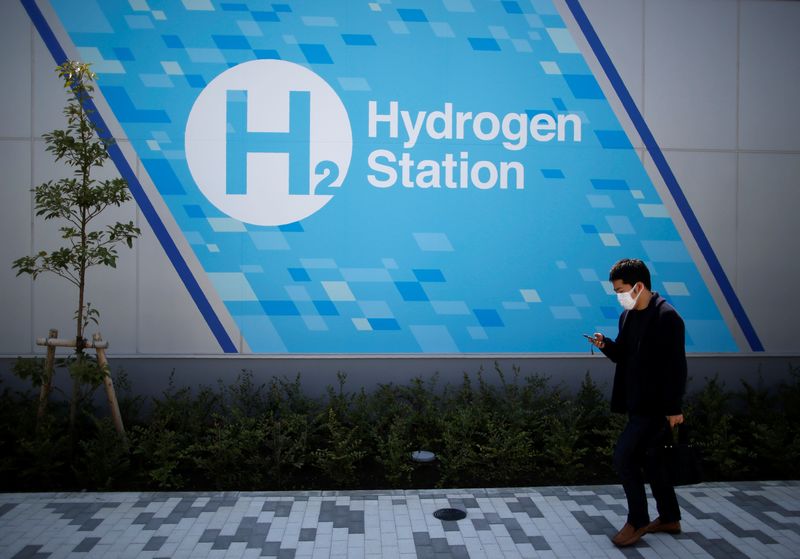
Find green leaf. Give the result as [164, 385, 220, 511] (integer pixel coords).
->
[12, 357, 48, 387]
[13, 59, 140, 338]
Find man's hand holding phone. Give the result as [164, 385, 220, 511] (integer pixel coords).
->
[583, 333, 605, 349]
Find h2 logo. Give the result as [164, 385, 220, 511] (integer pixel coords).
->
[185, 60, 352, 226]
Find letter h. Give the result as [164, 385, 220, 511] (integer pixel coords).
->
[226, 89, 310, 196]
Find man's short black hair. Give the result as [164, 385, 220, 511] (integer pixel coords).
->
[609, 258, 651, 290]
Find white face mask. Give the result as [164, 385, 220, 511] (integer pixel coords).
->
[616, 284, 640, 311]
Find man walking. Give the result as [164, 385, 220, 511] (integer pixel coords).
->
[588, 258, 687, 547]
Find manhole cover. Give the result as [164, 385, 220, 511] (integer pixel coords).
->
[433, 508, 467, 521]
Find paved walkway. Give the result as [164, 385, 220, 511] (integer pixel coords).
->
[1, 481, 799, 558]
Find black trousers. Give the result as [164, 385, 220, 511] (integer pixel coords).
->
[613, 414, 681, 529]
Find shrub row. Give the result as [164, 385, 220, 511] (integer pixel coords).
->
[0, 365, 798, 492]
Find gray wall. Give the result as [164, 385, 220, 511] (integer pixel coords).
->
[1, 0, 798, 392]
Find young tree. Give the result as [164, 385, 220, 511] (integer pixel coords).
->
[13, 61, 140, 432]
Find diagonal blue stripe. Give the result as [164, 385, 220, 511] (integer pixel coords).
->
[20, 0, 238, 353]
[566, 0, 762, 351]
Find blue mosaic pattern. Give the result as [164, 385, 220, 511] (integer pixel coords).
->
[34, 0, 742, 353]
[2, 482, 800, 558]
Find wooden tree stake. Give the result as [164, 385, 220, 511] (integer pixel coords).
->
[36, 328, 58, 426]
[93, 332, 128, 448]
[35, 330, 127, 448]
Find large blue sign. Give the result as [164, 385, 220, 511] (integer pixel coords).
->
[24, 0, 761, 353]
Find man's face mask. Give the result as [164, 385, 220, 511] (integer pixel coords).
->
[616, 283, 640, 311]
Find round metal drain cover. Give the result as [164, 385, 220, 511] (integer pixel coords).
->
[411, 450, 436, 463]
[433, 508, 466, 521]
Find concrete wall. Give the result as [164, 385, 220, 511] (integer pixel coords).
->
[0, 0, 798, 393]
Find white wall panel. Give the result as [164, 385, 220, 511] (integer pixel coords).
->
[737, 153, 800, 353]
[29, 143, 140, 354]
[0, 2, 32, 139]
[80, 175, 139, 356]
[32, 22, 68, 140]
[644, 0, 738, 150]
[136, 208, 222, 355]
[0, 141, 33, 354]
[739, 1, 800, 151]
[31, 140, 76, 354]
[31, 271, 78, 355]
[655, 150, 738, 287]
[580, 0, 645, 149]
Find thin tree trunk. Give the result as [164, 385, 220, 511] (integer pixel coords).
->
[69, 267, 85, 438]
[70, 179, 88, 438]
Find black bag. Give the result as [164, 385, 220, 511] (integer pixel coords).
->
[662, 424, 703, 486]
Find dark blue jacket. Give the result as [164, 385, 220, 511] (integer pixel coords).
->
[600, 292, 687, 416]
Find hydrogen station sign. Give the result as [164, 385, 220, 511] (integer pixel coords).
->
[23, 0, 761, 354]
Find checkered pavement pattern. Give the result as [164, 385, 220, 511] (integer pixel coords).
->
[1, 481, 798, 558]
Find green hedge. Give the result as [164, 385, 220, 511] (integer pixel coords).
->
[1, 365, 798, 492]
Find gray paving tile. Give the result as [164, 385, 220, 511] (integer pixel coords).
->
[262, 501, 294, 517]
[1, 482, 799, 559]
[72, 536, 101, 552]
[679, 495, 782, 543]
[10, 545, 50, 559]
[571, 510, 616, 537]
[529, 535, 551, 550]
[678, 531, 751, 559]
[0, 503, 18, 519]
[440, 520, 459, 532]
[298, 528, 316, 541]
[506, 496, 545, 518]
[143, 535, 168, 551]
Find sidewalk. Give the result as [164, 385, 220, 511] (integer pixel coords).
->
[1, 481, 798, 558]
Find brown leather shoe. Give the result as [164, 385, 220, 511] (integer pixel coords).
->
[611, 523, 648, 547]
[611, 524, 628, 544]
[646, 517, 681, 534]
